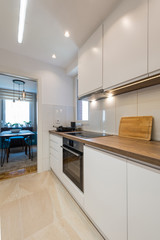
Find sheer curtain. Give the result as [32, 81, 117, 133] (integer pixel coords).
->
[5, 100, 30, 124]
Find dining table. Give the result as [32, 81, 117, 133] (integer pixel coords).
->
[0, 130, 35, 167]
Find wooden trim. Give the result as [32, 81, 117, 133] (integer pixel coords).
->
[79, 74, 160, 101]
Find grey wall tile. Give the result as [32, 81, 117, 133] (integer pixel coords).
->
[115, 91, 138, 134]
[138, 85, 160, 141]
[101, 97, 116, 134]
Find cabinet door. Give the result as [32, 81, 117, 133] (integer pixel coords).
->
[50, 147, 59, 173]
[128, 162, 160, 240]
[149, 0, 160, 74]
[84, 146, 127, 240]
[49, 134, 62, 180]
[103, 0, 148, 89]
[78, 25, 103, 97]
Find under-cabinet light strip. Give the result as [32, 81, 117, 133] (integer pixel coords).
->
[107, 74, 160, 93]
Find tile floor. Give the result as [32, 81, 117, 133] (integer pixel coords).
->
[0, 171, 104, 240]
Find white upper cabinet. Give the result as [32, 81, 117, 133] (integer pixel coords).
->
[128, 162, 160, 240]
[148, 0, 160, 74]
[103, 0, 148, 90]
[78, 25, 103, 97]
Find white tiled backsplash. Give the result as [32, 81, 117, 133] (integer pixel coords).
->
[42, 104, 74, 170]
[42, 104, 74, 131]
[82, 84, 160, 141]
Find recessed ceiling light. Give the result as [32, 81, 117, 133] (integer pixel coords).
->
[18, 0, 28, 44]
[64, 31, 70, 38]
[52, 54, 56, 59]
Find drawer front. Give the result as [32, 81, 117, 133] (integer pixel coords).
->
[50, 147, 60, 160]
[49, 142, 62, 153]
[50, 141, 60, 151]
[49, 134, 62, 145]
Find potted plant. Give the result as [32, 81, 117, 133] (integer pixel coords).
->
[24, 121, 31, 127]
[12, 123, 19, 128]
[5, 122, 11, 128]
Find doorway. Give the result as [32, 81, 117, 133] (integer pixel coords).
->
[0, 74, 38, 180]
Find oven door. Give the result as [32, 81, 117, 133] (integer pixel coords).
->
[62, 145, 83, 192]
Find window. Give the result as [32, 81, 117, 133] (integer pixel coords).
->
[76, 77, 89, 121]
[5, 100, 30, 124]
[77, 100, 88, 121]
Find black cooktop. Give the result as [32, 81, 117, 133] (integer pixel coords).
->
[66, 131, 111, 139]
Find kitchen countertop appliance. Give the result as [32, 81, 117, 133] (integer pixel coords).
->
[62, 137, 84, 192]
[65, 131, 111, 139]
[62, 131, 110, 192]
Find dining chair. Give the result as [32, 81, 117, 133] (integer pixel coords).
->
[24, 132, 37, 160]
[24, 136, 32, 159]
[0, 137, 11, 163]
[8, 136, 25, 162]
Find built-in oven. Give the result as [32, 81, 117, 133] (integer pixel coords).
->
[62, 138, 83, 192]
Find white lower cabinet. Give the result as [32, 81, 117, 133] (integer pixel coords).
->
[49, 134, 62, 180]
[127, 162, 160, 240]
[61, 173, 84, 207]
[84, 146, 127, 240]
[49, 134, 84, 207]
[49, 136, 160, 240]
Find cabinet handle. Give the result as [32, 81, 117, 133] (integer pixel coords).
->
[61, 146, 80, 157]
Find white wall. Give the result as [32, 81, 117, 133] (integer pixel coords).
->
[82, 85, 160, 141]
[0, 48, 75, 172]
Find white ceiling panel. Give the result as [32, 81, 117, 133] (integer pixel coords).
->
[0, 0, 120, 68]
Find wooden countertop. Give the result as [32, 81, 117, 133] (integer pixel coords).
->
[49, 130, 160, 168]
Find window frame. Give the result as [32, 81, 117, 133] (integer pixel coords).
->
[75, 76, 89, 122]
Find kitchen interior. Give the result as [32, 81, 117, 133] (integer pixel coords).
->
[0, 0, 160, 240]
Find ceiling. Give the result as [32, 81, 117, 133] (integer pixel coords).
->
[0, 74, 37, 93]
[0, 0, 120, 69]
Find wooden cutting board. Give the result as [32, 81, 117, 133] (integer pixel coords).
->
[119, 116, 153, 141]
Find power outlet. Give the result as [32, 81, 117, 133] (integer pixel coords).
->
[56, 119, 60, 124]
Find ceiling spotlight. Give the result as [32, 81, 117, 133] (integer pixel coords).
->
[52, 54, 56, 59]
[64, 31, 70, 38]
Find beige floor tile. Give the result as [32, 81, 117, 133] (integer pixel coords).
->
[0, 177, 19, 207]
[0, 171, 104, 240]
[20, 189, 54, 238]
[19, 171, 53, 196]
[25, 223, 70, 240]
[57, 217, 82, 240]
[0, 200, 23, 240]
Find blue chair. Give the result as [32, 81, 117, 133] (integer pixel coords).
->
[0, 137, 11, 164]
[32, 132, 37, 145]
[24, 132, 37, 159]
[8, 136, 25, 161]
[9, 136, 24, 147]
